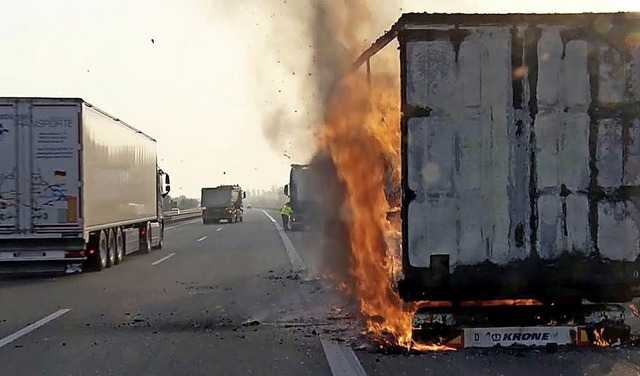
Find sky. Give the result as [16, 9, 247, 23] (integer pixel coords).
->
[1, 0, 639, 198]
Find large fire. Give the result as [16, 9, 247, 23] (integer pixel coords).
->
[320, 70, 452, 351]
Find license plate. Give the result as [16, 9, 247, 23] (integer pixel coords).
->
[463, 326, 579, 348]
[10, 251, 66, 260]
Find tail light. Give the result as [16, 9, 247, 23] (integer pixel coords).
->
[227, 209, 232, 213]
[89, 249, 95, 255]
[65, 250, 86, 258]
[141, 229, 146, 236]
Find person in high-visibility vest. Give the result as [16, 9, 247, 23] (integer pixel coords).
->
[280, 202, 293, 231]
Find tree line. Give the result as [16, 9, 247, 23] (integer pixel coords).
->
[244, 185, 288, 209]
[163, 195, 200, 210]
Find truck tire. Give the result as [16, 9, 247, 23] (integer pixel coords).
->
[97, 230, 108, 271]
[153, 223, 164, 249]
[140, 222, 152, 254]
[106, 228, 116, 267]
[114, 227, 124, 265]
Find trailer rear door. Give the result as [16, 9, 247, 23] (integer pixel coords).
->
[0, 99, 82, 237]
[0, 103, 18, 232]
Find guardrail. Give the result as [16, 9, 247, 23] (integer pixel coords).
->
[164, 208, 202, 223]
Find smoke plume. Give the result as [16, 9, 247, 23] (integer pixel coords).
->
[211, 0, 401, 162]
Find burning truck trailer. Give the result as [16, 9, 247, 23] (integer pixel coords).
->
[351, 12, 640, 349]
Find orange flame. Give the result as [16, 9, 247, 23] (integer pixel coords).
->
[320, 70, 453, 351]
[593, 328, 610, 347]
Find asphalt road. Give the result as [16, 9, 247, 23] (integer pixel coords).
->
[1, 209, 640, 376]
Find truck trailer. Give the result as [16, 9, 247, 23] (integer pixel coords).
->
[0, 98, 170, 274]
[355, 12, 640, 347]
[284, 164, 323, 231]
[201, 185, 245, 224]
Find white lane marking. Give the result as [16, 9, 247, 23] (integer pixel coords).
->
[151, 253, 176, 266]
[261, 209, 367, 375]
[0, 309, 70, 349]
[197, 236, 207, 242]
[165, 219, 200, 230]
[261, 210, 307, 275]
[321, 339, 368, 376]
[216, 227, 222, 232]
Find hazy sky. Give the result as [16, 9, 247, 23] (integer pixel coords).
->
[2, 0, 638, 198]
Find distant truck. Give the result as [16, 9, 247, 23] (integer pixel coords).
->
[284, 164, 322, 231]
[356, 12, 640, 347]
[0, 98, 170, 274]
[201, 185, 245, 224]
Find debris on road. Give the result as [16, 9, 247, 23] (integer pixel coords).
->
[242, 319, 261, 327]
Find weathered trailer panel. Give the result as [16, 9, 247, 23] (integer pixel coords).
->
[361, 13, 640, 302]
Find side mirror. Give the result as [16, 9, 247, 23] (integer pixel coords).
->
[284, 184, 290, 197]
[243, 192, 247, 199]
[163, 174, 171, 196]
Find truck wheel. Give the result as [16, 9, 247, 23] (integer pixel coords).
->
[158, 225, 164, 249]
[114, 227, 124, 265]
[153, 224, 164, 249]
[97, 230, 108, 271]
[106, 229, 116, 267]
[140, 222, 152, 254]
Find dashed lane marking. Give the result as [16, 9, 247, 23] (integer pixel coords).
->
[0, 309, 71, 349]
[151, 253, 176, 266]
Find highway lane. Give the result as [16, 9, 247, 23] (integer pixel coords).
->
[0, 209, 332, 376]
[2, 209, 640, 375]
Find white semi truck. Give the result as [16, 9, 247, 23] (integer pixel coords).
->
[0, 97, 170, 274]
